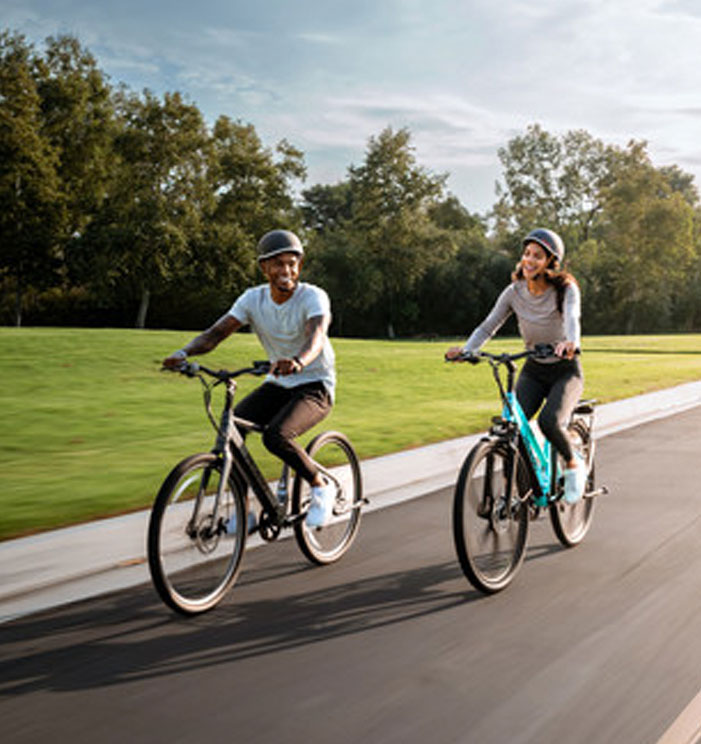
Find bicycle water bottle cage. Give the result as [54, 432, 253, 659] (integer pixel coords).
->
[490, 416, 517, 437]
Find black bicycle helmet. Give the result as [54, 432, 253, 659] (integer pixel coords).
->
[523, 228, 565, 264]
[256, 230, 304, 263]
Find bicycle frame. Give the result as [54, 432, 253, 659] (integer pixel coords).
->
[175, 361, 285, 541]
[486, 351, 558, 509]
[212, 377, 284, 525]
[184, 361, 353, 539]
[502, 391, 555, 508]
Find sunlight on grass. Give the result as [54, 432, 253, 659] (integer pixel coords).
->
[2, 328, 701, 539]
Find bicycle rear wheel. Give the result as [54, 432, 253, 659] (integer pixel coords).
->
[549, 420, 596, 547]
[148, 452, 247, 615]
[293, 431, 362, 564]
[452, 439, 529, 594]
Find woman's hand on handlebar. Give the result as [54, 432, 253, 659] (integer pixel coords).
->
[445, 346, 464, 361]
[445, 346, 480, 364]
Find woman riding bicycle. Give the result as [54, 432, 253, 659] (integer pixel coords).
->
[446, 227, 587, 505]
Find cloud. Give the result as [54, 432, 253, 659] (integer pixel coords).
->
[296, 32, 344, 45]
[7, 0, 701, 212]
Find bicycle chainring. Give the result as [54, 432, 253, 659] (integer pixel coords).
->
[258, 510, 282, 542]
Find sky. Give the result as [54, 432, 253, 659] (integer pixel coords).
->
[4, 0, 701, 214]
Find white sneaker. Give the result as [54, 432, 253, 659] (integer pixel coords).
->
[306, 479, 335, 527]
[563, 454, 587, 505]
[225, 510, 257, 535]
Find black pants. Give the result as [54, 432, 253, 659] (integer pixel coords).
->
[515, 357, 584, 463]
[234, 381, 332, 483]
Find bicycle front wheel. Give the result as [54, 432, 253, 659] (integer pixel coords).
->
[293, 431, 362, 564]
[549, 420, 596, 547]
[148, 453, 247, 615]
[452, 439, 529, 594]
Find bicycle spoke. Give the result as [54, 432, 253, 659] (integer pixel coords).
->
[453, 440, 529, 593]
[148, 454, 247, 615]
[293, 432, 362, 565]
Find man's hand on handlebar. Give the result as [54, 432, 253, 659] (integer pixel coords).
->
[162, 349, 188, 370]
[554, 341, 577, 360]
[271, 357, 303, 376]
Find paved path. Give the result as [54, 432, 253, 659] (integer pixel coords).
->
[1, 380, 701, 623]
[4, 405, 701, 743]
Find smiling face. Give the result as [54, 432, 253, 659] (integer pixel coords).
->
[520, 241, 551, 281]
[260, 251, 302, 299]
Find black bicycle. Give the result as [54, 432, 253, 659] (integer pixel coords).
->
[148, 360, 364, 615]
[450, 346, 607, 593]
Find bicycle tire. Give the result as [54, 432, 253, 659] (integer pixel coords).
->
[549, 420, 596, 547]
[453, 439, 529, 594]
[293, 431, 362, 565]
[148, 452, 247, 615]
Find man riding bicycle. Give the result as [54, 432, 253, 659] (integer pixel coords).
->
[162, 229, 336, 527]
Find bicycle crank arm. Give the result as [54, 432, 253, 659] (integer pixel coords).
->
[284, 496, 370, 525]
[584, 485, 609, 499]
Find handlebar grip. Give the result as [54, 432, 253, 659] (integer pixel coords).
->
[252, 360, 272, 375]
[161, 361, 199, 375]
[445, 351, 480, 364]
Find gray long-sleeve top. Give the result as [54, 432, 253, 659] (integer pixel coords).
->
[463, 280, 581, 363]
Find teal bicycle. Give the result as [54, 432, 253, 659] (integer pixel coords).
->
[450, 345, 607, 594]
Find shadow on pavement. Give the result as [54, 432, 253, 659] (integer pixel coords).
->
[0, 558, 477, 695]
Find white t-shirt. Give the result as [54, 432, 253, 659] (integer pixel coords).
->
[229, 282, 336, 399]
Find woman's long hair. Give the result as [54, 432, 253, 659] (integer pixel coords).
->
[511, 257, 577, 314]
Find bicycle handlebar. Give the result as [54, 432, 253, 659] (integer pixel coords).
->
[447, 343, 575, 365]
[163, 360, 272, 380]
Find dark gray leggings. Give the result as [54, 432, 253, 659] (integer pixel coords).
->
[515, 357, 584, 463]
[234, 381, 332, 483]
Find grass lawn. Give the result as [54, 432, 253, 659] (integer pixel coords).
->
[1, 327, 701, 540]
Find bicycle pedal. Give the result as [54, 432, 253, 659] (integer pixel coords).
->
[584, 485, 609, 499]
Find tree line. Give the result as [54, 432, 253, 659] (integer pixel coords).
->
[2, 30, 701, 336]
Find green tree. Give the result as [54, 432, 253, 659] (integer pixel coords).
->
[493, 124, 613, 257]
[302, 226, 386, 336]
[590, 141, 696, 333]
[198, 117, 306, 299]
[35, 35, 116, 242]
[79, 89, 210, 327]
[347, 126, 453, 336]
[0, 31, 64, 326]
[659, 164, 699, 207]
[301, 182, 370, 335]
[493, 124, 701, 333]
[302, 130, 464, 337]
[301, 181, 353, 234]
[417, 197, 509, 336]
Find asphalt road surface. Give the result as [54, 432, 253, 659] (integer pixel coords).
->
[4, 407, 701, 744]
